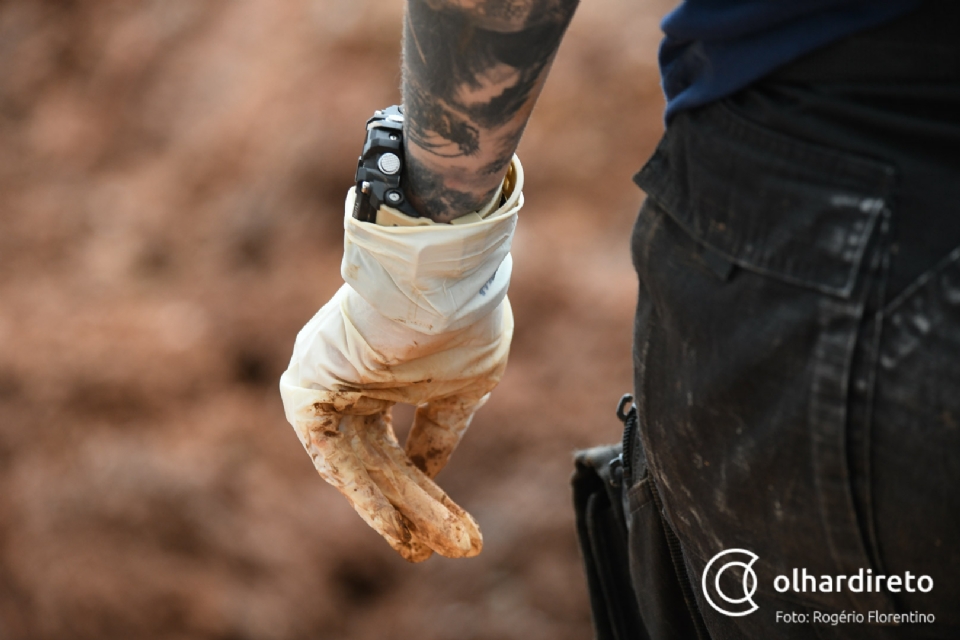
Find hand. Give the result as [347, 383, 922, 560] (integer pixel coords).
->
[280, 157, 523, 562]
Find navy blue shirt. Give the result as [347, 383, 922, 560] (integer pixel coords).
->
[660, 0, 924, 120]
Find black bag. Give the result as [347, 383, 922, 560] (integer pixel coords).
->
[572, 395, 709, 640]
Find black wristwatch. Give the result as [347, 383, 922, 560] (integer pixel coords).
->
[352, 105, 421, 222]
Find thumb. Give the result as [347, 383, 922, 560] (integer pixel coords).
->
[405, 392, 490, 479]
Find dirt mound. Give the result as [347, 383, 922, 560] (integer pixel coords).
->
[0, 1, 670, 638]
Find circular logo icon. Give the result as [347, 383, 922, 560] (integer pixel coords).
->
[701, 548, 759, 617]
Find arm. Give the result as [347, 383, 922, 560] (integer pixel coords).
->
[281, 3, 573, 563]
[402, 0, 580, 222]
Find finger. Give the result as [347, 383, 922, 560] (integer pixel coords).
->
[299, 413, 433, 562]
[345, 413, 471, 557]
[373, 416, 483, 558]
[368, 412, 482, 557]
[375, 411, 481, 546]
[405, 393, 489, 478]
[345, 414, 480, 558]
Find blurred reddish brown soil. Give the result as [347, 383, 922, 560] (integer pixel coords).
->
[0, 1, 670, 638]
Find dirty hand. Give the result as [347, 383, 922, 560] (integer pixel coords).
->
[280, 157, 523, 562]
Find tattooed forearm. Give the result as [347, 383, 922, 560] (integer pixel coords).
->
[402, 0, 579, 221]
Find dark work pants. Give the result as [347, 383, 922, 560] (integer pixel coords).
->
[626, 8, 960, 638]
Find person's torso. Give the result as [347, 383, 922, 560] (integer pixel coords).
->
[659, 0, 924, 120]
